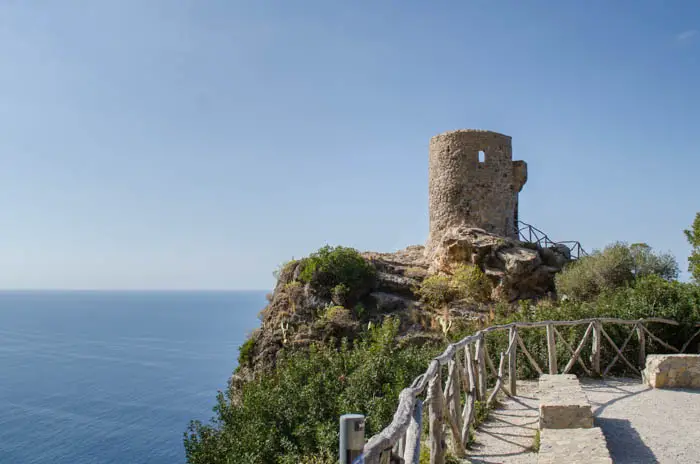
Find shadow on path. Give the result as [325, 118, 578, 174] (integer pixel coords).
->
[596, 417, 658, 464]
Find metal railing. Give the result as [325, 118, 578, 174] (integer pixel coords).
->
[354, 317, 700, 464]
[516, 221, 588, 259]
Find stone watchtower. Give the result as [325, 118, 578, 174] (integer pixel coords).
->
[426, 129, 528, 255]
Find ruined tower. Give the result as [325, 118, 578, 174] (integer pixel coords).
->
[426, 129, 528, 255]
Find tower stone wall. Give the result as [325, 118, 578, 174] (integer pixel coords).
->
[426, 129, 528, 255]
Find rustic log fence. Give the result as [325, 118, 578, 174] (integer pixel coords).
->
[515, 221, 588, 259]
[356, 317, 700, 464]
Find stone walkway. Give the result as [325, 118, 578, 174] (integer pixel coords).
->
[460, 378, 700, 464]
[465, 381, 538, 464]
[582, 378, 700, 464]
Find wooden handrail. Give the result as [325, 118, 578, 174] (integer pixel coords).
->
[515, 220, 588, 259]
[358, 316, 697, 464]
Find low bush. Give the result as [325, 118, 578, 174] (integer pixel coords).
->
[184, 319, 440, 464]
[416, 274, 456, 310]
[488, 275, 700, 380]
[297, 246, 375, 303]
[452, 264, 493, 304]
[237, 337, 256, 367]
[416, 265, 493, 311]
[555, 242, 678, 301]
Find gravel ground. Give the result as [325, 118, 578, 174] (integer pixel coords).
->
[581, 378, 700, 464]
[461, 378, 700, 464]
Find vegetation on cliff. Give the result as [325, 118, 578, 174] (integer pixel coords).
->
[184, 319, 440, 464]
[185, 214, 700, 464]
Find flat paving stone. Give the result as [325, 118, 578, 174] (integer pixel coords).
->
[538, 374, 593, 429]
[460, 377, 700, 464]
[537, 428, 612, 464]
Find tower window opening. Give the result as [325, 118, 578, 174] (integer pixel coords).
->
[478, 150, 486, 163]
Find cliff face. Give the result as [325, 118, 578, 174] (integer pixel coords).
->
[230, 228, 570, 393]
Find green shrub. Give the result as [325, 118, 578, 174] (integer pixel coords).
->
[490, 276, 700, 380]
[417, 265, 492, 311]
[555, 242, 678, 301]
[322, 305, 348, 321]
[184, 319, 440, 464]
[353, 303, 367, 319]
[416, 274, 456, 310]
[452, 264, 493, 304]
[298, 246, 375, 301]
[331, 283, 350, 306]
[237, 337, 256, 367]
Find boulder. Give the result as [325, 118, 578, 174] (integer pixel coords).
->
[428, 226, 570, 301]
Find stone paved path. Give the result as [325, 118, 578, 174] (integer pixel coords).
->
[459, 377, 700, 464]
[464, 381, 538, 464]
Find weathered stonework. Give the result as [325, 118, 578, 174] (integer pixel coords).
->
[538, 428, 613, 464]
[538, 374, 593, 429]
[643, 354, 700, 389]
[426, 129, 527, 256]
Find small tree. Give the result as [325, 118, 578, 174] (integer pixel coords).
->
[555, 242, 678, 301]
[684, 212, 700, 283]
[628, 243, 679, 280]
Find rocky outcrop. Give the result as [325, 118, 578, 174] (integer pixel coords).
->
[231, 229, 571, 394]
[428, 226, 570, 301]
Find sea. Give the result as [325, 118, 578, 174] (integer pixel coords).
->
[0, 290, 265, 464]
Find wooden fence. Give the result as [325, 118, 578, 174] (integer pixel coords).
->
[515, 221, 588, 259]
[358, 317, 700, 464]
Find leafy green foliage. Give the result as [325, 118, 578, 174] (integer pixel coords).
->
[451, 264, 493, 304]
[297, 246, 375, 302]
[416, 265, 493, 311]
[416, 274, 456, 310]
[490, 276, 700, 380]
[685, 212, 700, 282]
[237, 337, 256, 367]
[628, 243, 679, 280]
[184, 319, 440, 464]
[555, 242, 678, 301]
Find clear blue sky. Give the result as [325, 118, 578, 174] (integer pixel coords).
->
[1, 1, 698, 290]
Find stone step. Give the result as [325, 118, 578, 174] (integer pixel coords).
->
[537, 427, 612, 464]
[538, 374, 593, 429]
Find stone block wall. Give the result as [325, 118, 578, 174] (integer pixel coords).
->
[643, 354, 700, 389]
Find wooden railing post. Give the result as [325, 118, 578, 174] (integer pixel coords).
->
[475, 335, 487, 401]
[428, 370, 445, 464]
[462, 344, 477, 447]
[445, 360, 466, 457]
[546, 323, 557, 374]
[591, 320, 601, 376]
[636, 323, 646, 369]
[402, 399, 423, 464]
[508, 326, 517, 396]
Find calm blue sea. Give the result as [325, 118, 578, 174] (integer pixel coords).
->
[0, 290, 264, 464]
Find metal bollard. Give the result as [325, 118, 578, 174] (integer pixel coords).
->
[339, 414, 365, 464]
